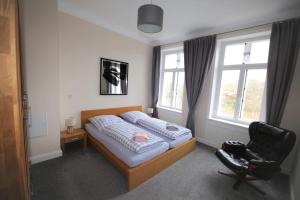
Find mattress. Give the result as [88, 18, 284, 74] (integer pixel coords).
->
[85, 123, 169, 167]
[125, 120, 193, 148]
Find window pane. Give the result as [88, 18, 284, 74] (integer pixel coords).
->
[164, 53, 177, 69]
[174, 72, 184, 109]
[248, 40, 270, 64]
[161, 72, 173, 107]
[241, 69, 267, 121]
[178, 53, 184, 68]
[224, 44, 244, 65]
[217, 70, 240, 118]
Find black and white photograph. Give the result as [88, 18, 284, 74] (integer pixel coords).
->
[100, 58, 128, 95]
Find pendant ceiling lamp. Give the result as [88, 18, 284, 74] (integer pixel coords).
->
[137, 1, 164, 33]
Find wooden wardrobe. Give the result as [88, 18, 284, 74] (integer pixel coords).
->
[0, 0, 30, 199]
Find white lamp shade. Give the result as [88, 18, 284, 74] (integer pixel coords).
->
[147, 108, 154, 114]
[65, 117, 76, 127]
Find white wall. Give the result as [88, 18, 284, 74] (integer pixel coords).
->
[288, 52, 300, 200]
[22, 0, 62, 163]
[291, 143, 300, 200]
[158, 26, 300, 174]
[59, 12, 152, 129]
[22, 3, 152, 163]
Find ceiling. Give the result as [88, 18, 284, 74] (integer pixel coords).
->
[58, 0, 300, 46]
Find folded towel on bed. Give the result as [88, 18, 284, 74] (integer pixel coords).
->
[133, 132, 149, 142]
[166, 123, 179, 131]
[136, 118, 191, 140]
[102, 122, 164, 153]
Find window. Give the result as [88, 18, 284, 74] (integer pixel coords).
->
[211, 34, 270, 125]
[159, 47, 185, 111]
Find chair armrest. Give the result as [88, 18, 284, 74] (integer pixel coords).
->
[248, 160, 281, 180]
[221, 141, 246, 155]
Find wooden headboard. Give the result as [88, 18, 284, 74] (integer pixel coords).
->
[81, 105, 142, 128]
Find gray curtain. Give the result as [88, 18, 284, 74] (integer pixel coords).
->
[184, 35, 216, 134]
[151, 46, 161, 117]
[266, 18, 300, 126]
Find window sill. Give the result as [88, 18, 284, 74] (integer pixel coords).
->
[157, 106, 183, 114]
[208, 117, 249, 129]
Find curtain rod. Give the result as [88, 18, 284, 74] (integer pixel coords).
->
[160, 16, 300, 47]
[216, 22, 272, 36]
[161, 22, 272, 48]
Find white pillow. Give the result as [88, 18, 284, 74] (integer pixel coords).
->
[120, 111, 150, 123]
[89, 115, 124, 130]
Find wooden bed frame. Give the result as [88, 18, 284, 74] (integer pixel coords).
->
[81, 105, 197, 191]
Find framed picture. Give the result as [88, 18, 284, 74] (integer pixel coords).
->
[100, 58, 128, 95]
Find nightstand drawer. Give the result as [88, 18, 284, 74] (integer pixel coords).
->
[63, 135, 84, 143]
[60, 128, 87, 153]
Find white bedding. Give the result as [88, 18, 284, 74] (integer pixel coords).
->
[137, 118, 191, 139]
[128, 121, 193, 148]
[85, 123, 169, 167]
[102, 122, 164, 153]
[120, 111, 192, 140]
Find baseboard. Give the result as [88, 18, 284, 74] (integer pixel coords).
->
[290, 177, 295, 200]
[30, 150, 62, 164]
[197, 137, 218, 149]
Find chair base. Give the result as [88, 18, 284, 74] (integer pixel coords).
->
[218, 170, 266, 195]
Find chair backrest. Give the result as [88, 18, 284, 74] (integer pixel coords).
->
[247, 122, 296, 163]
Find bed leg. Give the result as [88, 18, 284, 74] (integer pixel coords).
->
[127, 174, 137, 191]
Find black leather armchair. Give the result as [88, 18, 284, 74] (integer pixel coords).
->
[215, 122, 296, 194]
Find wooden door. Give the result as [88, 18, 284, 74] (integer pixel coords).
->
[0, 0, 30, 199]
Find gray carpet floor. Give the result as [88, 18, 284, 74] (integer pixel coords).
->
[31, 142, 291, 200]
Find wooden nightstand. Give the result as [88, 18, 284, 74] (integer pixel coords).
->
[60, 128, 87, 153]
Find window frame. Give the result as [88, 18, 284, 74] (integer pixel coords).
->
[158, 46, 185, 112]
[210, 34, 270, 125]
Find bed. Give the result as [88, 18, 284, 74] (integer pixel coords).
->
[85, 123, 169, 167]
[125, 121, 193, 148]
[81, 105, 197, 190]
